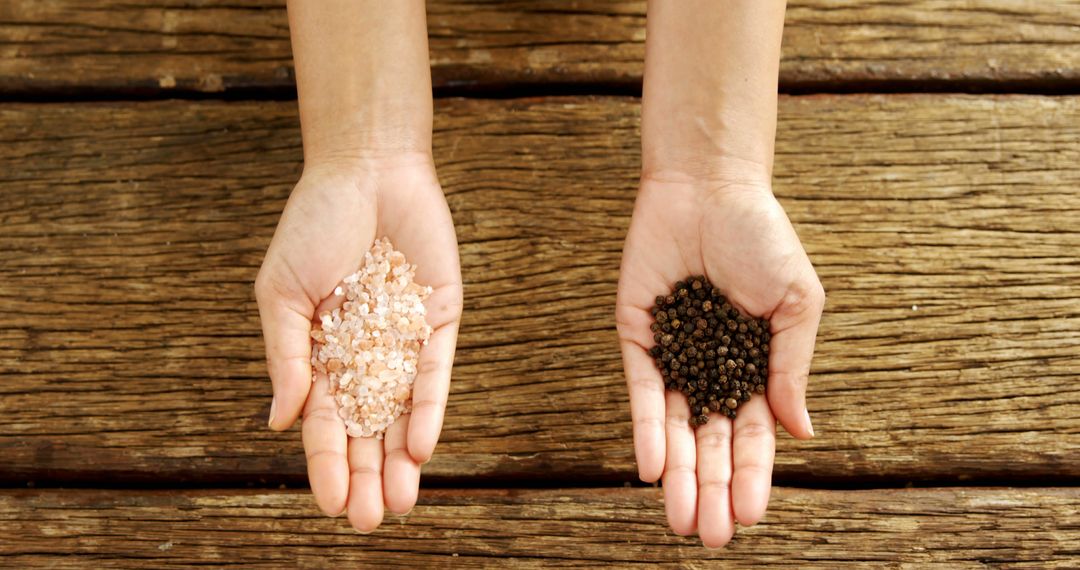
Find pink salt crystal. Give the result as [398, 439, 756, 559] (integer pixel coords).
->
[393, 383, 410, 404]
[308, 237, 432, 439]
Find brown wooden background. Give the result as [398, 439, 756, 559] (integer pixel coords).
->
[1, 1, 1078, 567]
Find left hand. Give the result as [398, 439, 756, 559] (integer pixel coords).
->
[615, 172, 824, 548]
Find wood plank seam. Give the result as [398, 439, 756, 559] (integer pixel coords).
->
[1, 1, 1079, 95]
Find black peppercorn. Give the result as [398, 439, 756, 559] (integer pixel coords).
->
[649, 276, 771, 427]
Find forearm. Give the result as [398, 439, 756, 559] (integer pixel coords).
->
[641, 0, 786, 182]
[287, 0, 432, 164]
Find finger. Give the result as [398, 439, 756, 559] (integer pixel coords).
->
[347, 435, 385, 533]
[662, 390, 698, 536]
[302, 372, 349, 517]
[731, 395, 776, 527]
[618, 333, 666, 483]
[696, 411, 735, 549]
[407, 283, 461, 463]
[255, 269, 314, 431]
[312, 285, 346, 319]
[384, 414, 421, 515]
[766, 275, 825, 440]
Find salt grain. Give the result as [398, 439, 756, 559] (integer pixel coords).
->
[310, 237, 433, 439]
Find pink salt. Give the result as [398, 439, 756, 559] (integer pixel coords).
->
[310, 237, 433, 439]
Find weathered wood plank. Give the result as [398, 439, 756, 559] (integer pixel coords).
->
[1, 1, 1078, 93]
[0, 95, 1078, 483]
[1, 487, 1077, 567]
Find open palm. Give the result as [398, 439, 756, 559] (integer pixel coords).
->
[615, 177, 824, 548]
[255, 156, 463, 532]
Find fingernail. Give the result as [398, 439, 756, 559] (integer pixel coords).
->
[805, 409, 815, 437]
[268, 397, 277, 428]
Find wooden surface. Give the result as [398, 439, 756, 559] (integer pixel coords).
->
[3, 1, 1078, 561]
[2, 95, 1077, 483]
[2, 1, 1080, 93]
[1, 487, 1077, 568]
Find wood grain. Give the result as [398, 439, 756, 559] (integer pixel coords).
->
[0, 95, 1078, 483]
[1, 1, 1079, 94]
[1, 487, 1077, 567]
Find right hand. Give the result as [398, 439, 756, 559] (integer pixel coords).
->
[255, 154, 463, 532]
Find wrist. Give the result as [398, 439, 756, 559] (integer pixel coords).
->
[301, 148, 435, 179]
[640, 151, 773, 190]
[299, 106, 433, 168]
[640, 98, 777, 185]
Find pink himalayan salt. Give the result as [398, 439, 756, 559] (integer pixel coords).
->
[310, 237, 432, 439]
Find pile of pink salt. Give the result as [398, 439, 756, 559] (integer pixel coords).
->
[310, 237, 432, 439]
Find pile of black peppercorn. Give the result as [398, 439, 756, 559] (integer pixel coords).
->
[649, 275, 771, 427]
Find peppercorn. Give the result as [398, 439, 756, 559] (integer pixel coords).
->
[649, 276, 771, 427]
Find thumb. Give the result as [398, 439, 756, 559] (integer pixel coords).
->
[255, 264, 316, 431]
[765, 270, 825, 440]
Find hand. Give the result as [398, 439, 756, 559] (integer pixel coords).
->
[615, 173, 824, 548]
[255, 155, 463, 531]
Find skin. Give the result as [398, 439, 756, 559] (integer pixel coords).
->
[255, 1, 463, 533]
[260, 0, 816, 545]
[616, 0, 825, 548]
